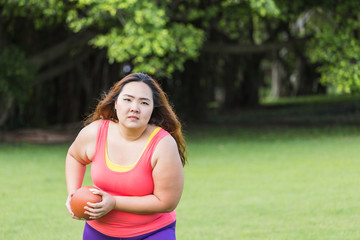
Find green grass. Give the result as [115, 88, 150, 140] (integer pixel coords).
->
[0, 143, 88, 239]
[1, 126, 359, 240]
[1, 95, 360, 239]
[177, 126, 360, 239]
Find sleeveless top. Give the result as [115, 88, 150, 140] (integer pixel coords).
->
[87, 120, 176, 238]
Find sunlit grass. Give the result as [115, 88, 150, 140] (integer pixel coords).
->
[1, 125, 360, 239]
[177, 126, 360, 240]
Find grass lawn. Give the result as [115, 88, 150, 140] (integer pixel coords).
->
[1, 95, 360, 239]
[177, 125, 360, 240]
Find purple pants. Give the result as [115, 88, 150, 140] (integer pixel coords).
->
[83, 221, 176, 240]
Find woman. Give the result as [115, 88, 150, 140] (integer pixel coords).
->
[65, 73, 186, 240]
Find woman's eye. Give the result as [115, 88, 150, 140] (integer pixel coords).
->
[123, 98, 131, 102]
[141, 102, 149, 105]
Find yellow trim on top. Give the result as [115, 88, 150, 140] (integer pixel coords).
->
[105, 127, 162, 172]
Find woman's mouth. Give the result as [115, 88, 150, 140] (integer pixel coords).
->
[128, 116, 139, 120]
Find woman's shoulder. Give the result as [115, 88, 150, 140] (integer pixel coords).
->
[155, 129, 177, 151]
[151, 130, 180, 167]
[78, 120, 102, 138]
[70, 120, 104, 162]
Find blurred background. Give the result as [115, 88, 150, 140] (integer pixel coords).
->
[1, 1, 360, 239]
[1, 0, 360, 139]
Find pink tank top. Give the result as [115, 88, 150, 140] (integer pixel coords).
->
[87, 120, 176, 238]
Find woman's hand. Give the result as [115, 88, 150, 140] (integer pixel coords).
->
[65, 192, 81, 220]
[84, 189, 116, 220]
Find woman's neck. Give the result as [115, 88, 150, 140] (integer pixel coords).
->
[116, 123, 148, 142]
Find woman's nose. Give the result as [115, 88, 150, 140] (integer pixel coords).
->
[130, 102, 140, 112]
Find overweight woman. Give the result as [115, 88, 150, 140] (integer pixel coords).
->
[65, 73, 187, 240]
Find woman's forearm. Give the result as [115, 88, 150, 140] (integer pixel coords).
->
[114, 194, 178, 214]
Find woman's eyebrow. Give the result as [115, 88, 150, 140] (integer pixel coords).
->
[122, 94, 134, 98]
[123, 94, 151, 101]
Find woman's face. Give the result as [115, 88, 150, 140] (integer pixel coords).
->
[115, 81, 154, 129]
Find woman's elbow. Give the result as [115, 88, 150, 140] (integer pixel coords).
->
[161, 206, 176, 213]
[160, 200, 180, 213]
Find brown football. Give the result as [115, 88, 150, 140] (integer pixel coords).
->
[70, 186, 102, 220]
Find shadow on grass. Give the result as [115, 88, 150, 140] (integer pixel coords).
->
[201, 94, 360, 128]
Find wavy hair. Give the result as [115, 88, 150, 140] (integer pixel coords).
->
[84, 73, 187, 166]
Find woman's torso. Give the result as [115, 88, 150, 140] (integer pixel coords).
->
[87, 120, 176, 238]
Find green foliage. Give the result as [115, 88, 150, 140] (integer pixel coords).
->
[222, 0, 279, 15]
[3, 0, 360, 130]
[0, 0, 282, 79]
[65, 0, 282, 76]
[306, 2, 360, 93]
[1, 0, 67, 29]
[0, 46, 36, 103]
[66, 0, 205, 77]
[90, 22, 204, 76]
[248, 0, 280, 17]
[178, 0, 280, 43]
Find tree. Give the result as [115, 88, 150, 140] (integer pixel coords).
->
[66, 0, 205, 77]
[1, 0, 359, 129]
[305, 0, 360, 93]
[171, 0, 289, 111]
[0, 46, 36, 126]
[0, 0, 205, 128]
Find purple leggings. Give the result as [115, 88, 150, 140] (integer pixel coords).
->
[83, 221, 176, 240]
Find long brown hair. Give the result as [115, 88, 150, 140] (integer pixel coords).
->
[85, 73, 187, 166]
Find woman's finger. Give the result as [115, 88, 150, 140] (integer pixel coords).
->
[65, 193, 82, 220]
[84, 206, 103, 213]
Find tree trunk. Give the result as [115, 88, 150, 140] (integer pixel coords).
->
[171, 59, 206, 123]
[0, 95, 14, 127]
[223, 55, 242, 108]
[0, 16, 7, 51]
[271, 59, 282, 98]
[239, 54, 263, 107]
[296, 60, 321, 95]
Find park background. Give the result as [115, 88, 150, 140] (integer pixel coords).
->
[1, 1, 360, 239]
